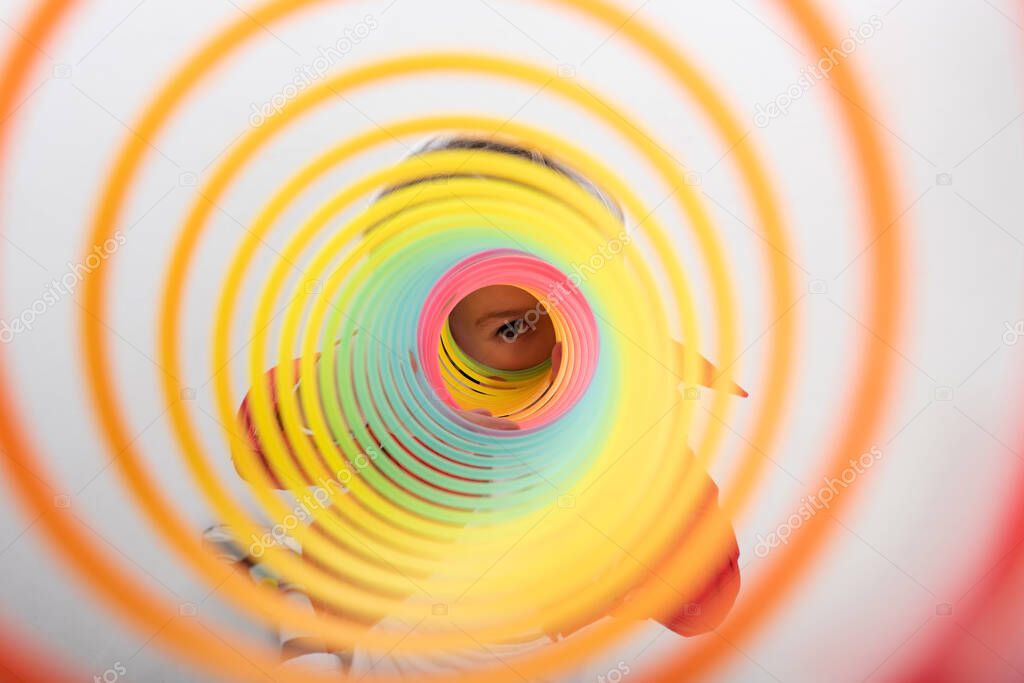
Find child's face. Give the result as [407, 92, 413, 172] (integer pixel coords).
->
[448, 285, 556, 371]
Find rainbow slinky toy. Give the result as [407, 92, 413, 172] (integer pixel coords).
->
[224, 142, 719, 642]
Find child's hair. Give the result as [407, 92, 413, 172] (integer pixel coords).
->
[378, 135, 624, 223]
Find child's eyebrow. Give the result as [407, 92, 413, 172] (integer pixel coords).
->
[475, 309, 531, 327]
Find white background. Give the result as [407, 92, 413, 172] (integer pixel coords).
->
[0, 0, 1021, 681]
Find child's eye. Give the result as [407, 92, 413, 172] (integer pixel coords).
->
[496, 319, 528, 341]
